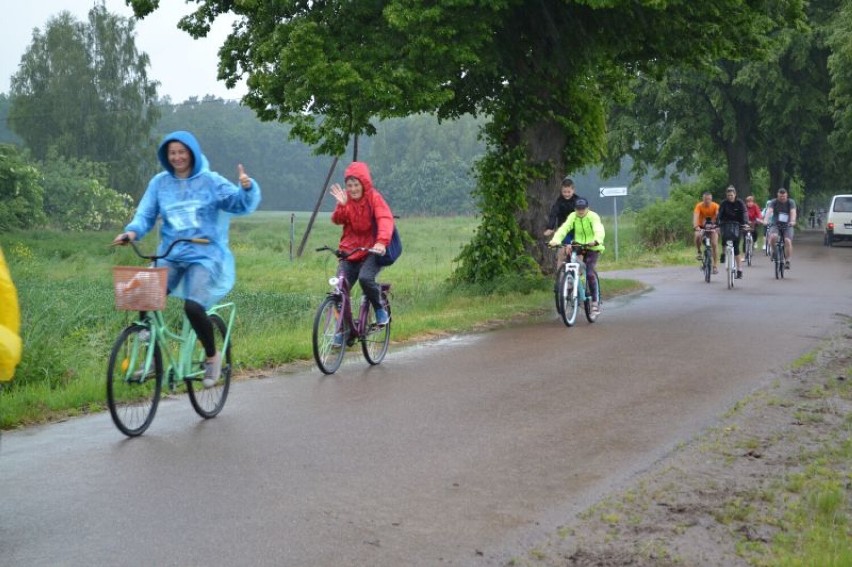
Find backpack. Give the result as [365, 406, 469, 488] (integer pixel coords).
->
[378, 224, 403, 267]
[368, 198, 402, 267]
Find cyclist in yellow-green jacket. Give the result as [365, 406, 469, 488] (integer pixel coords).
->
[0, 245, 22, 382]
[548, 198, 606, 313]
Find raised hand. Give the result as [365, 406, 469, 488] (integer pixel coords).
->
[329, 183, 348, 205]
[237, 163, 251, 189]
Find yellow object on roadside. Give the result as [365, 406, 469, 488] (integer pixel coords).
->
[0, 246, 22, 382]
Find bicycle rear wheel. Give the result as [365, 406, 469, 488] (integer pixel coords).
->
[554, 265, 566, 316]
[361, 301, 391, 365]
[107, 323, 162, 437]
[583, 270, 601, 323]
[559, 272, 579, 327]
[187, 313, 232, 418]
[312, 296, 347, 374]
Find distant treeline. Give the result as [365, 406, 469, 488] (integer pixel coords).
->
[1, 93, 669, 215]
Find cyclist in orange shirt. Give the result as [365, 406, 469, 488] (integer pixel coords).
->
[693, 191, 720, 273]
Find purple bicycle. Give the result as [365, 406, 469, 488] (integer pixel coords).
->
[312, 246, 392, 374]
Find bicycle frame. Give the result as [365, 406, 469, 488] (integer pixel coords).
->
[128, 302, 235, 390]
[327, 263, 369, 344]
[565, 250, 588, 303]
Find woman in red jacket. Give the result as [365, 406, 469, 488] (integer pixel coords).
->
[329, 162, 394, 326]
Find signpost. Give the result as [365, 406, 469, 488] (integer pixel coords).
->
[599, 186, 629, 261]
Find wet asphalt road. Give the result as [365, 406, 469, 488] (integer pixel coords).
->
[2, 232, 851, 566]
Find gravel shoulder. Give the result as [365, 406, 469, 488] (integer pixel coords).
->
[511, 324, 852, 566]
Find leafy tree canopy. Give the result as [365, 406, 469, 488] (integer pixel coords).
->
[9, 2, 160, 200]
[607, 0, 837, 204]
[129, 0, 802, 280]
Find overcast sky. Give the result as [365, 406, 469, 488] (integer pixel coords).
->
[2, 0, 246, 102]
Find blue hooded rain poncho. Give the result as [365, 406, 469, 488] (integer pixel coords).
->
[124, 131, 261, 308]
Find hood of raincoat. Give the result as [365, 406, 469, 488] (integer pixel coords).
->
[344, 161, 376, 199]
[157, 130, 205, 177]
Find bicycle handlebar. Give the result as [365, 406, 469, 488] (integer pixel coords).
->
[115, 236, 210, 261]
[316, 245, 383, 259]
[547, 241, 599, 250]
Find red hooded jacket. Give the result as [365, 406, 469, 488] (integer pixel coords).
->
[331, 162, 394, 262]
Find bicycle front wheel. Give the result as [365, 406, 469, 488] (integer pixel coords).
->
[187, 313, 232, 418]
[745, 235, 753, 266]
[727, 251, 735, 289]
[361, 301, 391, 365]
[774, 245, 782, 279]
[583, 271, 601, 323]
[559, 272, 579, 327]
[107, 324, 162, 437]
[313, 296, 347, 374]
[703, 248, 712, 283]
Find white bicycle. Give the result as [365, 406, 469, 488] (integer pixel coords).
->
[553, 243, 601, 327]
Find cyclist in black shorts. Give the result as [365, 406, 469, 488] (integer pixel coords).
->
[765, 188, 797, 269]
[716, 185, 749, 279]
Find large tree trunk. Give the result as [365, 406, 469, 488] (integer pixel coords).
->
[768, 159, 789, 194]
[724, 116, 752, 196]
[516, 119, 567, 275]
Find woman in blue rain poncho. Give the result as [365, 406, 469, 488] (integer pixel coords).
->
[113, 131, 261, 387]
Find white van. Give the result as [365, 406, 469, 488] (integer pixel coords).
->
[825, 194, 852, 246]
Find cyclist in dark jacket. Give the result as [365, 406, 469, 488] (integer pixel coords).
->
[543, 177, 585, 268]
[716, 185, 749, 279]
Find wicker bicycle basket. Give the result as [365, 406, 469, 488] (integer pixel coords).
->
[112, 266, 169, 311]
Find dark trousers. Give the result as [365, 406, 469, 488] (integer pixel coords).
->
[582, 250, 600, 300]
[342, 254, 384, 311]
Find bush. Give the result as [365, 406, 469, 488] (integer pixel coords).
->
[635, 179, 724, 247]
[0, 144, 47, 231]
[40, 152, 133, 231]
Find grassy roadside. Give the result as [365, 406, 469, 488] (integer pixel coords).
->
[0, 213, 643, 428]
[513, 328, 852, 567]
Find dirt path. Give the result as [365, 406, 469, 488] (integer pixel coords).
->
[514, 326, 852, 566]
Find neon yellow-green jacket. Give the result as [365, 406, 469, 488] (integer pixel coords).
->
[0, 246, 22, 382]
[549, 210, 606, 252]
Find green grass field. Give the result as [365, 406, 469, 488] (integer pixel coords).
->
[0, 213, 645, 428]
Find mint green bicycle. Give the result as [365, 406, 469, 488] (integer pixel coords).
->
[107, 237, 234, 437]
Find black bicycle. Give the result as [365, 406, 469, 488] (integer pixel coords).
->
[697, 221, 717, 283]
[770, 222, 790, 279]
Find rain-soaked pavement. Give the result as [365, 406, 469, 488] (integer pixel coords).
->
[2, 232, 850, 566]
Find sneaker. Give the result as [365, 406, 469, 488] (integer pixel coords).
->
[591, 301, 600, 314]
[203, 352, 222, 388]
[695, 253, 703, 261]
[712, 266, 719, 274]
[736, 270, 743, 279]
[784, 260, 790, 269]
[375, 308, 390, 327]
[332, 333, 344, 347]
